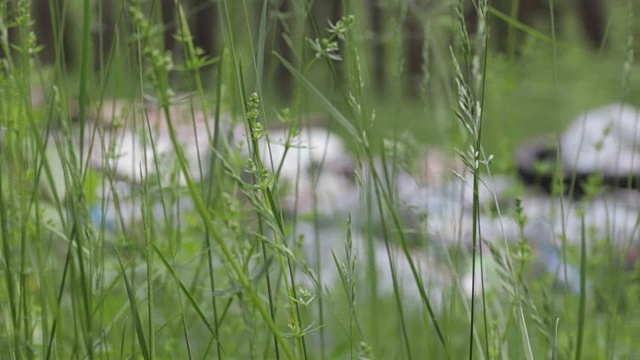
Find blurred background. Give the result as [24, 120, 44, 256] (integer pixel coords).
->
[2, 2, 640, 358]
[2, 0, 640, 161]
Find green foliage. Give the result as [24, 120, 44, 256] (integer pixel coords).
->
[0, 0, 640, 359]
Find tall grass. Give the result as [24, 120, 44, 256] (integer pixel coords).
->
[0, 0, 640, 358]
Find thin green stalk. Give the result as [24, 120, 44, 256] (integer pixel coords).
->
[46, 223, 75, 360]
[376, 148, 414, 360]
[140, 178, 156, 360]
[331, 215, 366, 357]
[274, 52, 449, 358]
[238, 1, 303, 357]
[118, 254, 152, 360]
[178, 290, 195, 360]
[157, 99, 296, 358]
[202, 45, 226, 360]
[548, 0, 559, 93]
[506, 0, 521, 60]
[574, 217, 587, 360]
[244, 92, 307, 360]
[221, 2, 314, 358]
[0, 164, 19, 356]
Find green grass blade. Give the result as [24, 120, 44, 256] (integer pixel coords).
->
[117, 253, 152, 360]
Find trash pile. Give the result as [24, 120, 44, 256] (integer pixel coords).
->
[38, 100, 224, 232]
[37, 100, 640, 309]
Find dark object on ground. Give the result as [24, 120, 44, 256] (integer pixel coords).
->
[516, 138, 640, 197]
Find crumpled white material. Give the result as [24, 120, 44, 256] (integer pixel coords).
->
[41, 101, 640, 308]
[561, 102, 640, 177]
